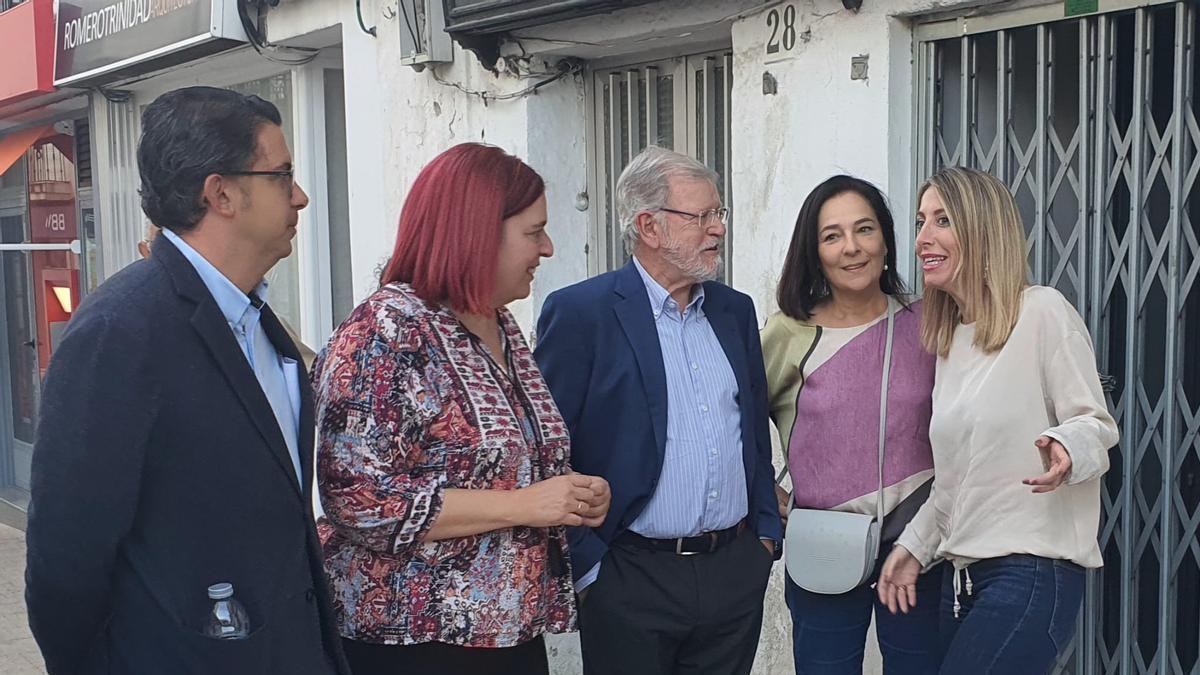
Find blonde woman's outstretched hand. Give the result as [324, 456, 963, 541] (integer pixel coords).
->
[1022, 436, 1073, 493]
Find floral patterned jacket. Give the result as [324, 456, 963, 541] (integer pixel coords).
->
[312, 282, 576, 647]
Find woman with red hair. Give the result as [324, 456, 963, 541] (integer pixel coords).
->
[313, 143, 610, 674]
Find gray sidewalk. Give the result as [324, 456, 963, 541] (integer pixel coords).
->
[0, 524, 46, 675]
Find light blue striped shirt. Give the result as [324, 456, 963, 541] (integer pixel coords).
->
[576, 256, 747, 592]
[627, 256, 747, 537]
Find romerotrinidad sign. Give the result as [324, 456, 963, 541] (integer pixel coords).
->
[53, 0, 246, 86]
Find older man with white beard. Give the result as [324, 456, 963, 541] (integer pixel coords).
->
[535, 147, 781, 675]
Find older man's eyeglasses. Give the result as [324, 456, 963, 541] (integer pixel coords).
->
[657, 206, 729, 228]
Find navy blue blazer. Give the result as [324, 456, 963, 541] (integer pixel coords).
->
[25, 235, 349, 675]
[535, 261, 783, 582]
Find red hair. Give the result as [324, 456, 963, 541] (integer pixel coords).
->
[381, 143, 545, 313]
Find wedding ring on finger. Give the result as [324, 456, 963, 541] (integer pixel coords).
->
[577, 501, 585, 513]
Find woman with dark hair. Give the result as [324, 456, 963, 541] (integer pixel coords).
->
[313, 143, 610, 675]
[762, 175, 942, 673]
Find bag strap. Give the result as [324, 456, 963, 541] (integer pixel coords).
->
[875, 302, 896, 525]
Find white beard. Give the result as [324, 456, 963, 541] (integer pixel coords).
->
[661, 229, 723, 282]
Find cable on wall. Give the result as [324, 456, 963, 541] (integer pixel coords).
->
[396, 0, 420, 48]
[429, 58, 583, 106]
[356, 0, 377, 37]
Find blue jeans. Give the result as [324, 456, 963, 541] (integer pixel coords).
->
[785, 557, 943, 674]
[939, 555, 1085, 674]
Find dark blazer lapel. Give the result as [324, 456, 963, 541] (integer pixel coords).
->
[260, 305, 316, 501]
[612, 263, 669, 458]
[702, 287, 756, 459]
[297, 359, 315, 503]
[154, 236, 303, 499]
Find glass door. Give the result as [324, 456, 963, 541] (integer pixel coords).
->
[0, 212, 39, 502]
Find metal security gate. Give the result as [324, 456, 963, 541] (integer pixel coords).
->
[916, 2, 1199, 674]
[589, 51, 734, 281]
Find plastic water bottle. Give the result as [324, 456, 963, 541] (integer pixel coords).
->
[202, 582, 250, 640]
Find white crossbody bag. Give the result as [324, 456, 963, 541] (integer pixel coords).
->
[783, 304, 894, 595]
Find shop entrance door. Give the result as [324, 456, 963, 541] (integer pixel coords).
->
[0, 217, 40, 503]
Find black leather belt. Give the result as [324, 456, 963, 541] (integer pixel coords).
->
[616, 521, 745, 556]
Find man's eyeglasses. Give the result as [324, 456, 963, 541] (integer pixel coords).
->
[657, 206, 729, 228]
[223, 169, 295, 194]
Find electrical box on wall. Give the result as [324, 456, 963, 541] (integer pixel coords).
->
[398, 0, 453, 68]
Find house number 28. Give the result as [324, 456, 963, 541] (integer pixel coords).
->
[766, 4, 798, 55]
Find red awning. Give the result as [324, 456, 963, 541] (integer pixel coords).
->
[0, 0, 56, 104]
[0, 125, 52, 178]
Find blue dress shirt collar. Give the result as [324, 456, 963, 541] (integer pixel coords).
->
[160, 228, 271, 326]
[631, 254, 705, 320]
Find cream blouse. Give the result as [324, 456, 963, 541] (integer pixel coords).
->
[896, 286, 1119, 569]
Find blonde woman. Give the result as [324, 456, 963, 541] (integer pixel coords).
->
[877, 166, 1118, 674]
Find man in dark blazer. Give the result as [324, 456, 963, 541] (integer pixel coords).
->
[535, 146, 782, 675]
[25, 87, 348, 675]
